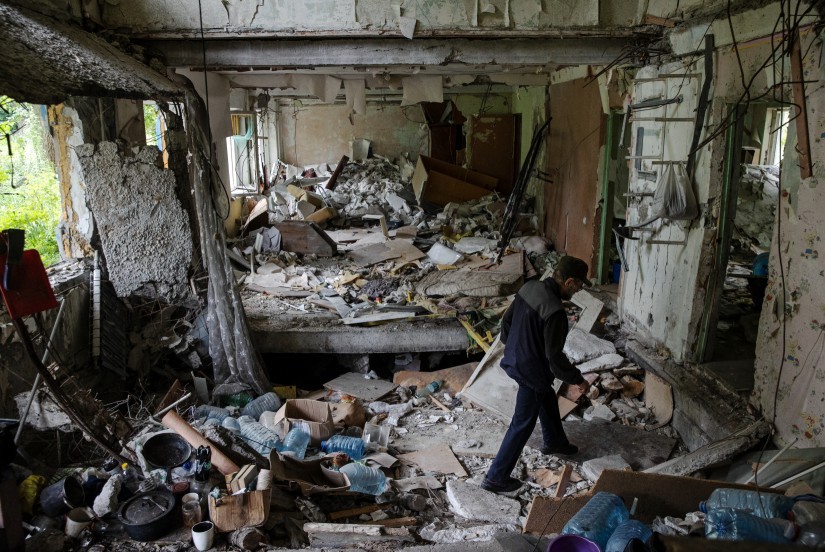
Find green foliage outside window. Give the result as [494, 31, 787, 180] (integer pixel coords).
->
[0, 97, 61, 266]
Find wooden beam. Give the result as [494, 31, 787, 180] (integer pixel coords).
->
[790, 28, 812, 180]
[325, 155, 349, 190]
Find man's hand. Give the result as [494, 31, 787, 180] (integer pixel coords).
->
[574, 380, 590, 395]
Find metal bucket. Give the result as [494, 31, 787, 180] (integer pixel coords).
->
[40, 477, 85, 517]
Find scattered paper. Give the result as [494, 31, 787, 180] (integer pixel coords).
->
[400, 75, 444, 106]
[399, 16, 417, 39]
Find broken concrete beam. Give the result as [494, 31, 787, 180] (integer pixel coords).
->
[303, 522, 413, 547]
[576, 353, 625, 374]
[445, 481, 520, 525]
[644, 419, 770, 477]
[563, 329, 617, 364]
[581, 454, 632, 482]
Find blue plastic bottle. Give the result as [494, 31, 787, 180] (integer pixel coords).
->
[561, 492, 629, 550]
[341, 463, 387, 495]
[280, 427, 310, 459]
[241, 392, 282, 420]
[605, 520, 652, 552]
[321, 435, 366, 460]
[700, 488, 795, 519]
[705, 507, 792, 543]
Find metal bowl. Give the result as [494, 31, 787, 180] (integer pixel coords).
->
[142, 433, 192, 469]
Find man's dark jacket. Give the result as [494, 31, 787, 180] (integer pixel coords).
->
[500, 278, 584, 392]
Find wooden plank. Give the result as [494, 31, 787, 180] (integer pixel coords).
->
[325, 154, 349, 190]
[554, 464, 573, 498]
[397, 444, 467, 477]
[323, 372, 397, 402]
[329, 504, 387, 521]
[791, 28, 812, 179]
[275, 221, 337, 256]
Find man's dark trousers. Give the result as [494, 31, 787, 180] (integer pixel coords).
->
[485, 383, 568, 485]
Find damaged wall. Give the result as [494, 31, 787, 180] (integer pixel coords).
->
[278, 101, 427, 166]
[753, 37, 825, 448]
[75, 142, 193, 301]
[102, 0, 602, 36]
[544, 76, 604, 273]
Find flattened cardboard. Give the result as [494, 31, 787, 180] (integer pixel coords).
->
[411, 155, 498, 206]
[270, 454, 350, 496]
[397, 444, 467, 477]
[272, 399, 335, 446]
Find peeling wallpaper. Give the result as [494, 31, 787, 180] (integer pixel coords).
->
[753, 40, 825, 448]
[102, 0, 599, 33]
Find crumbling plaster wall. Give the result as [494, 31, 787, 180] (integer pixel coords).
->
[278, 101, 427, 166]
[753, 36, 825, 448]
[75, 142, 193, 301]
[102, 0, 601, 35]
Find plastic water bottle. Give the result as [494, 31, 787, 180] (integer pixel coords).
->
[321, 435, 365, 460]
[221, 416, 241, 434]
[238, 417, 282, 455]
[798, 522, 825, 547]
[194, 405, 230, 424]
[242, 392, 282, 420]
[561, 492, 630, 550]
[280, 424, 310, 459]
[705, 507, 792, 543]
[700, 488, 795, 519]
[340, 463, 387, 495]
[793, 500, 825, 525]
[121, 463, 140, 494]
[605, 520, 653, 552]
[415, 380, 444, 398]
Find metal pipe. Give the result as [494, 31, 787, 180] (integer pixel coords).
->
[746, 438, 798, 484]
[771, 458, 825, 489]
[14, 298, 68, 445]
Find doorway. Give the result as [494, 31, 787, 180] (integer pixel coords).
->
[698, 103, 787, 390]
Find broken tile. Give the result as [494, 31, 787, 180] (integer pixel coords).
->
[581, 454, 632, 482]
[445, 481, 521, 525]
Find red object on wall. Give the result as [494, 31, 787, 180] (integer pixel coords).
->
[0, 250, 58, 319]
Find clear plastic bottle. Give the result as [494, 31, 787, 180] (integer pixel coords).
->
[793, 501, 825, 525]
[605, 519, 653, 552]
[280, 424, 310, 459]
[321, 435, 366, 460]
[705, 507, 792, 543]
[194, 405, 230, 424]
[221, 416, 241, 434]
[700, 488, 794, 519]
[241, 392, 282, 420]
[340, 462, 387, 495]
[415, 380, 444, 398]
[797, 522, 825, 547]
[238, 417, 283, 455]
[561, 492, 630, 550]
[121, 463, 140, 494]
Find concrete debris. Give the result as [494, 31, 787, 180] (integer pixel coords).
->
[575, 353, 624, 374]
[445, 480, 521, 525]
[583, 403, 617, 422]
[92, 474, 122, 517]
[563, 329, 617, 364]
[598, 372, 624, 392]
[419, 521, 520, 544]
[580, 454, 632, 482]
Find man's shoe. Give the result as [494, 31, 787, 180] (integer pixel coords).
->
[481, 477, 524, 494]
[541, 443, 579, 456]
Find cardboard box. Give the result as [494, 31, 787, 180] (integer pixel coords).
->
[209, 453, 274, 533]
[270, 454, 350, 496]
[524, 469, 787, 541]
[271, 399, 336, 446]
[411, 155, 498, 206]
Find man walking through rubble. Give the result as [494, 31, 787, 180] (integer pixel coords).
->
[482, 256, 591, 494]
